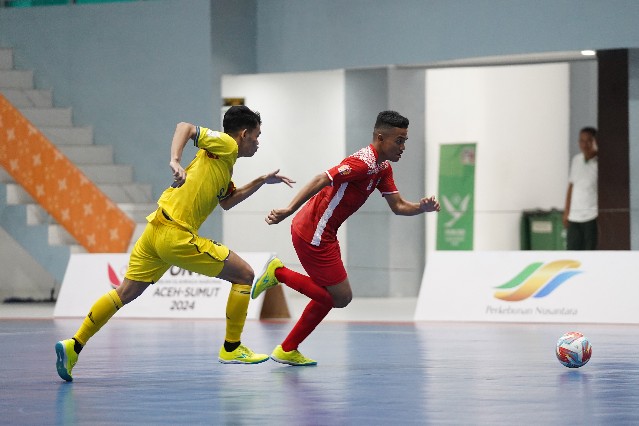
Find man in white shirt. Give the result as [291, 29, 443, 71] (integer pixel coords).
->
[563, 127, 598, 250]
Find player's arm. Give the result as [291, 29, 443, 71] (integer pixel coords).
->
[169, 122, 197, 188]
[384, 193, 440, 216]
[219, 169, 295, 210]
[265, 172, 332, 225]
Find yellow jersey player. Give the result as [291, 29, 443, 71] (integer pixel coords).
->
[55, 105, 294, 381]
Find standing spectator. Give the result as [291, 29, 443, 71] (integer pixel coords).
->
[563, 127, 598, 250]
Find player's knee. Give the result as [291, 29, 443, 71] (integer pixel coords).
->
[237, 265, 254, 285]
[117, 279, 148, 305]
[119, 291, 138, 305]
[333, 293, 352, 309]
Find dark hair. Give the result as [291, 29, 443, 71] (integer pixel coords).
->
[223, 105, 262, 134]
[580, 126, 597, 138]
[374, 110, 409, 131]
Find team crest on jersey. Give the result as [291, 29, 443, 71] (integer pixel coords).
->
[206, 151, 220, 159]
[338, 165, 352, 175]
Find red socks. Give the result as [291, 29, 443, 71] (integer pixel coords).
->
[281, 300, 332, 352]
[274, 266, 334, 352]
[275, 266, 333, 308]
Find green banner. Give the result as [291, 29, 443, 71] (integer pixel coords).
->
[437, 143, 476, 250]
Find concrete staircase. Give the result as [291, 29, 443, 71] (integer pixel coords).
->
[0, 47, 153, 263]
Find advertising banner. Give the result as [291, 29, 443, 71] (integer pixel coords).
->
[436, 143, 476, 250]
[415, 251, 639, 323]
[54, 252, 276, 319]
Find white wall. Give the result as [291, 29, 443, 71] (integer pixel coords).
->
[221, 71, 345, 271]
[426, 63, 570, 251]
[0, 228, 55, 301]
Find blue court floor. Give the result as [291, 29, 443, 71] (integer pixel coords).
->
[1, 316, 639, 425]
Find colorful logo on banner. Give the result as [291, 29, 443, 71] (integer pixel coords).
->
[107, 263, 125, 289]
[493, 260, 582, 302]
[437, 143, 476, 250]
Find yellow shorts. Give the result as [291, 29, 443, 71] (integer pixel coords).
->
[125, 209, 230, 283]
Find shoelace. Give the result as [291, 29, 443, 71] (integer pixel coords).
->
[287, 350, 310, 363]
[236, 345, 254, 357]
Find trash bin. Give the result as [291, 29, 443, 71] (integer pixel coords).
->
[520, 209, 566, 250]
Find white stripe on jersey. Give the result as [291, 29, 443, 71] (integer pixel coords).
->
[311, 181, 348, 246]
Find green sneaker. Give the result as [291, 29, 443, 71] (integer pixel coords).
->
[55, 339, 79, 382]
[270, 345, 317, 366]
[251, 255, 283, 299]
[218, 344, 269, 364]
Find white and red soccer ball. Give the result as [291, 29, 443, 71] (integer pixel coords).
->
[556, 331, 592, 368]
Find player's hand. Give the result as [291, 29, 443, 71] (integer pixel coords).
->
[265, 208, 292, 225]
[420, 196, 440, 213]
[264, 169, 295, 188]
[170, 160, 186, 187]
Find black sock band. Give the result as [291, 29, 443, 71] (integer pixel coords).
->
[224, 340, 241, 352]
[72, 338, 83, 354]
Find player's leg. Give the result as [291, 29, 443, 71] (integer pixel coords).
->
[323, 278, 353, 308]
[55, 278, 155, 382]
[55, 221, 167, 381]
[74, 278, 151, 345]
[582, 218, 598, 250]
[164, 231, 268, 365]
[270, 235, 350, 366]
[271, 279, 352, 366]
[566, 221, 582, 250]
[281, 278, 351, 352]
[215, 251, 268, 364]
[252, 257, 334, 307]
[252, 230, 335, 306]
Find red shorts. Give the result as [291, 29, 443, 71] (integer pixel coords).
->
[291, 228, 347, 287]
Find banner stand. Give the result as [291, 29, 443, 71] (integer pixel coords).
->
[436, 143, 476, 250]
[260, 286, 291, 319]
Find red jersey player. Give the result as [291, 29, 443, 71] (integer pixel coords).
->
[251, 110, 440, 365]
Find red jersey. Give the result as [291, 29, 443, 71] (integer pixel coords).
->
[292, 144, 398, 246]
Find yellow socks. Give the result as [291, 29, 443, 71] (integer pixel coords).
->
[224, 284, 250, 344]
[72, 285, 251, 350]
[73, 289, 123, 346]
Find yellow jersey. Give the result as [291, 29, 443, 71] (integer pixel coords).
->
[152, 126, 238, 233]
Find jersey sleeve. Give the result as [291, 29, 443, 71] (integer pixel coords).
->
[377, 166, 398, 196]
[194, 126, 236, 154]
[325, 157, 369, 185]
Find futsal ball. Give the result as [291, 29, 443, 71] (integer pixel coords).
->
[556, 331, 592, 368]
